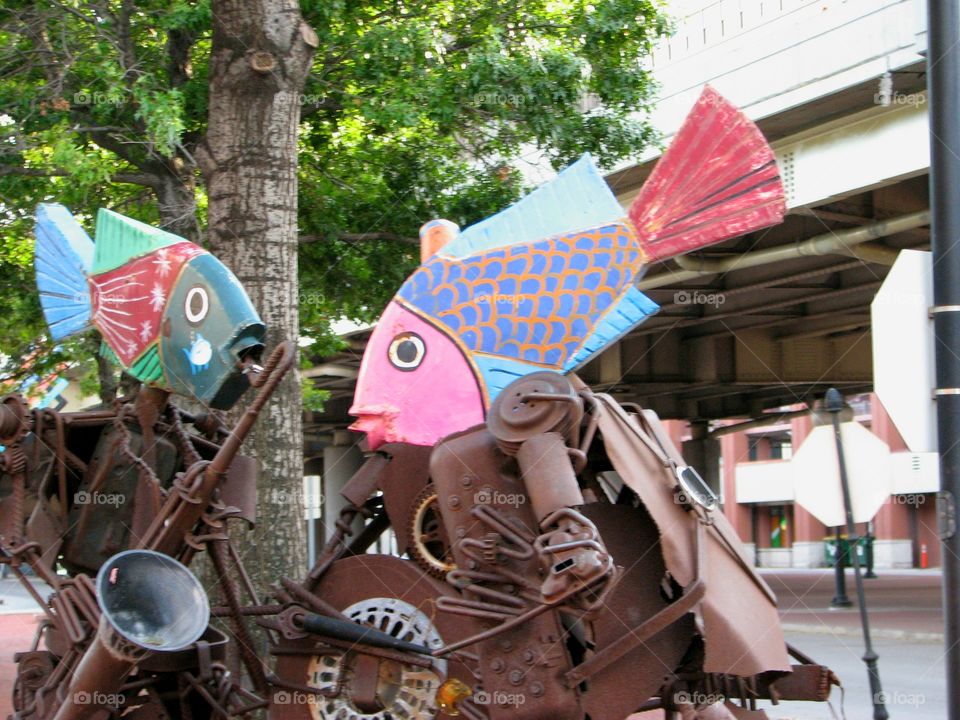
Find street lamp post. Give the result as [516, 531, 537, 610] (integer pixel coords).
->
[830, 524, 852, 608]
[926, 2, 960, 719]
[825, 388, 888, 720]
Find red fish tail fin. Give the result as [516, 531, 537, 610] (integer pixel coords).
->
[629, 86, 785, 263]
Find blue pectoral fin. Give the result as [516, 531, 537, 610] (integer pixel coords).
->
[563, 287, 659, 371]
[35, 204, 94, 340]
[471, 354, 552, 406]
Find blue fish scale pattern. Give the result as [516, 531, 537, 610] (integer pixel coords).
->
[397, 222, 644, 367]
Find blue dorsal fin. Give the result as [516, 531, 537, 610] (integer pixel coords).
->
[562, 287, 659, 371]
[92, 208, 183, 274]
[35, 203, 94, 339]
[440, 154, 626, 259]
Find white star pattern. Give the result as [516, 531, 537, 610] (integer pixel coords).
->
[125, 340, 138, 356]
[153, 249, 172, 277]
[139, 320, 153, 343]
[149, 283, 166, 312]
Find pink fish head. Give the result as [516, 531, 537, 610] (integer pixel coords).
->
[349, 302, 485, 450]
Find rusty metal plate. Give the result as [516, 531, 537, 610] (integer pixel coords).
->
[271, 554, 482, 720]
[579, 503, 694, 720]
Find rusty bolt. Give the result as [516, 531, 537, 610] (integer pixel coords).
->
[531, 682, 544, 697]
[456, 527, 467, 538]
[490, 659, 505, 673]
[448, 496, 461, 510]
[499, 639, 513, 652]
[467, 559, 478, 570]
[508, 669, 524, 686]
[522, 649, 535, 665]
[460, 475, 473, 487]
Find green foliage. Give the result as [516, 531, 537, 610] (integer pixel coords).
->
[0, 0, 669, 407]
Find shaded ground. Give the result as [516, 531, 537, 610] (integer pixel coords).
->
[1, 570, 948, 719]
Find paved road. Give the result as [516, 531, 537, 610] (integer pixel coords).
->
[764, 632, 945, 719]
[1, 571, 950, 719]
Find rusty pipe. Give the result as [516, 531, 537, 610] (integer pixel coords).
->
[516, 432, 584, 525]
[140, 341, 295, 555]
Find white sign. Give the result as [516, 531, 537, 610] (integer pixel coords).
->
[871, 249, 937, 452]
[792, 422, 892, 527]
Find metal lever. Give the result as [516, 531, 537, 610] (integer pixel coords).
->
[297, 612, 434, 656]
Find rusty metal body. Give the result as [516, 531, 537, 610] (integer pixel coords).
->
[1, 357, 836, 720]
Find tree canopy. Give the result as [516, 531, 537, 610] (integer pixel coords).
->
[0, 0, 669, 397]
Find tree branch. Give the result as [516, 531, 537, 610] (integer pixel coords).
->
[300, 231, 418, 245]
[0, 164, 160, 188]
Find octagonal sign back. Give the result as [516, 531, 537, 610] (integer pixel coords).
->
[792, 422, 892, 528]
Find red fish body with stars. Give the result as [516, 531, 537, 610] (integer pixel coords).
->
[35, 205, 265, 410]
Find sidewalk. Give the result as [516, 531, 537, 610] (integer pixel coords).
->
[760, 568, 945, 642]
[0, 570, 947, 719]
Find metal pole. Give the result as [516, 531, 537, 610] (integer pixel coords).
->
[927, 3, 960, 719]
[831, 524, 852, 607]
[865, 521, 877, 579]
[825, 389, 888, 720]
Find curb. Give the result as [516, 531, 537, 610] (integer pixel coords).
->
[781, 622, 943, 643]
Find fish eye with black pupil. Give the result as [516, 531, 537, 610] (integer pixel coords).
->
[388, 332, 426, 371]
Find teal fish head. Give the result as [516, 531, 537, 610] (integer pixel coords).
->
[159, 253, 265, 409]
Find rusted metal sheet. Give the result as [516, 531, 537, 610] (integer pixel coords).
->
[592, 393, 792, 676]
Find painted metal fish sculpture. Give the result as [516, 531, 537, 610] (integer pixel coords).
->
[350, 86, 786, 449]
[34, 205, 264, 409]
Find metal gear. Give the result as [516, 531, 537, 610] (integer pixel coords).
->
[305, 597, 447, 720]
[0, 394, 30, 446]
[407, 483, 456, 579]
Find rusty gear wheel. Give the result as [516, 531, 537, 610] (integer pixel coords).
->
[0, 394, 30, 446]
[407, 483, 456, 579]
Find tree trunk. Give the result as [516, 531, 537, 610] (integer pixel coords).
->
[155, 168, 200, 242]
[200, 1, 317, 593]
